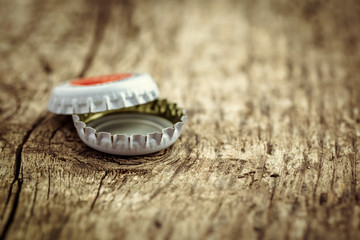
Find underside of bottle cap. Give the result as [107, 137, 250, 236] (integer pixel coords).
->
[48, 73, 160, 115]
[72, 99, 187, 155]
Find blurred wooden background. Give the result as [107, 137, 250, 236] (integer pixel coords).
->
[0, 0, 359, 239]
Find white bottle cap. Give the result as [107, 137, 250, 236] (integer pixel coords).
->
[48, 73, 159, 114]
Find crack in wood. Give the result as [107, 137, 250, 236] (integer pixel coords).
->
[48, 125, 63, 145]
[0, 115, 46, 239]
[0, 179, 22, 240]
[90, 171, 108, 211]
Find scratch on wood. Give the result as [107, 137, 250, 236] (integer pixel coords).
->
[313, 148, 324, 201]
[47, 169, 51, 201]
[90, 171, 108, 211]
[148, 158, 182, 201]
[30, 181, 38, 217]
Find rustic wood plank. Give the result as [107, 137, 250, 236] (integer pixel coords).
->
[0, 0, 359, 239]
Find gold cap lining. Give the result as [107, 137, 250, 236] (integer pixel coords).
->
[76, 99, 185, 125]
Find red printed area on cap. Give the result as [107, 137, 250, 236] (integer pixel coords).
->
[70, 73, 132, 86]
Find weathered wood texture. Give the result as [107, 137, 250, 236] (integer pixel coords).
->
[0, 0, 359, 239]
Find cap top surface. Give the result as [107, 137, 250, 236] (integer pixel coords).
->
[70, 73, 132, 86]
[47, 73, 160, 115]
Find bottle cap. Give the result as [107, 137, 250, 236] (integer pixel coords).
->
[48, 73, 186, 155]
[48, 73, 160, 114]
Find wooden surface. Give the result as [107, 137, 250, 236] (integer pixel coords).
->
[0, 0, 359, 239]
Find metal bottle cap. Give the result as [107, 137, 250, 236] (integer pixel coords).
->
[48, 73, 160, 114]
[48, 73, 187, 155]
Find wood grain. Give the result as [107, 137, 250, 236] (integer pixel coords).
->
[0, 0, 359, 239]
